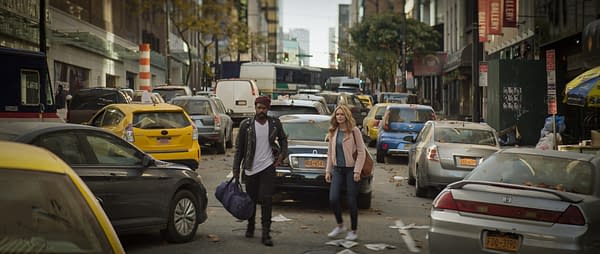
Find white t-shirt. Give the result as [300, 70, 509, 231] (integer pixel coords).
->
[246, 120, 274, 176]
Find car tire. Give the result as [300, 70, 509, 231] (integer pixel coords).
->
[162, 189, 199, 243]
[415, 166, 428, 198]
[215, 133, 226, 154]
[225, 128, 233, 148]
[407, 164, 416, 185]
[357, 192, 372, 209]
[376, 148, 385, 163]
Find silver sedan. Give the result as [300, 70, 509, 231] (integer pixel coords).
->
[429, 148, 600, 254]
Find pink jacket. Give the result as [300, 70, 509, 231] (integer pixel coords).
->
[326, 126, 367, 174]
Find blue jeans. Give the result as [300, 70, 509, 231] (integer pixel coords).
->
[329, 166, 359, 231]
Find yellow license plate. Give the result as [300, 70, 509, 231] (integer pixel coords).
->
[485, 235, 519, 252]
[304, 159, 325, 168]
[459, 157, 477, 166]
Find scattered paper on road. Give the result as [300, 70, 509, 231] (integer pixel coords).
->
[389, 223, 430, 230]
[336, 249, 357, 254]
[326, 239, 359, 248]
[271, 214, 292, 222]
[365, 243, 397, 251]
[393, 176, 405, 181]
[207, 234, 220, 242]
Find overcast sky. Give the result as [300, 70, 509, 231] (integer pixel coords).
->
[280, 0, 351, 68]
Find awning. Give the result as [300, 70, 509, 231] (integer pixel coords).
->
[565, 74, 600, 108]
[564, 66, 600, 95]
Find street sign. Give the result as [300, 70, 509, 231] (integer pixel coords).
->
[546, 50, 557, 115]
[479, 62, 488, 87]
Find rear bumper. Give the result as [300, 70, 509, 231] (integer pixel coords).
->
[149, 144, 201, 168]
[424, 162, 471, 188]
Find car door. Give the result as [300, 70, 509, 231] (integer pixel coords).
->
[77, 129, 172, 230]
[409, 122, 433, 176]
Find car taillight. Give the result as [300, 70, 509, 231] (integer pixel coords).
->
[426, 145, 439, 161]
[382, 143, 388, 150]
[557, 205, 586, 226]
[214, 115, 221, 129]
[433, 191, 458, 210]
[191, 122, 198, 140]
[373, 120, 380, 127]
[124, 123, 134, 142]
[431, 112, 437, 120]
[383, 121, 390, 131]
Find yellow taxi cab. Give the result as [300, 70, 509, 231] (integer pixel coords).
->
[88, 103, 201, 169]
[356, 94, 373, 108]
[0, 141, 125, 253]
[362, 103, 398, 146]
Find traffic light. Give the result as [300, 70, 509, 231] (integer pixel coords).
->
[283, 52, 289, 62]
[336, 54, 341, 62]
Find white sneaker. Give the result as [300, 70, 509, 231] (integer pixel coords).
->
[327, 226, 346, 238]
[345, 231, 358, 241]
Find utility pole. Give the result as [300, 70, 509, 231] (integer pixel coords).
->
[401, 8, 407, 93]
[39, 0, 46, 53]
[164, 0, 171, 85]
[471, 0, 481, 122]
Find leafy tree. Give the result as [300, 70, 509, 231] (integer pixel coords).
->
[348, 13, 440, 92]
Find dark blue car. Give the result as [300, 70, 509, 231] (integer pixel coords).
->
[376, 104, 435, 163]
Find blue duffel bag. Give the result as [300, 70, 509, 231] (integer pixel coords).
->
[215, 178, 254, 220]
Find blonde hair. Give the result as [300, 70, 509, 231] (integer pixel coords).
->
[328, 104, 356, 138]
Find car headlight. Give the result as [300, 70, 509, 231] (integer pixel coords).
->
[290, 157, 299, 168]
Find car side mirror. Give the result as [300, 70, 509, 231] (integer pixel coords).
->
[375, 115, 382, 120]
[403, 135, 415, 143]
[142, 154, 155, 167]
[226, 109, 233, 115]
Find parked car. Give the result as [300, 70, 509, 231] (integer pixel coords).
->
[356, 94, 373, 108]
[405, 120, 500, 197]
[377, 92, 418, 104]
[376, 104, 435, 163]
[170, 95, 234, 154]
[362, 103, 397, 146]
[268, 99, 329, 118]
[317, 91, 369, 127]
[131, 90, 166, 104]
[429, 148, 600, 254]
[151, 85, 193, 102]
[0, 141, 125, 253]
[289, 94, 331, 114]
[275, 114, 373, 209]
[0, 122, 208, 243]
[67, 87, 131, 124]
[87, 103, 201, 169]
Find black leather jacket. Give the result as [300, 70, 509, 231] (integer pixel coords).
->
[233, 116, 288, 174]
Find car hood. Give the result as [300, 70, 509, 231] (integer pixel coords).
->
[287, 140, 328, 154]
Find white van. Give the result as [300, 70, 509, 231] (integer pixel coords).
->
[215, 79, 259, 124]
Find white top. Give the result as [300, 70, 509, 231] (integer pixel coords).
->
[246, 121, 274, 175]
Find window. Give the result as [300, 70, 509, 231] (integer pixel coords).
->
[101, 108, 125, 127]
[85, 132, 142, 166]
[20, 70, 40, 105]
[133, 112, 191, 129]
[34, 132, 86, 165]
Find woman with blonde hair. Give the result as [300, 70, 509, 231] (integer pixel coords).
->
[325, 104, 367, 241]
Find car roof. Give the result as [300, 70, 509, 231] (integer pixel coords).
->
[0, 122, 105, 141]
[387, 104, 433, 110]
[271, 99, 321, 106]
[152, 85, 190, 90]
[0, 141, 71, 174]
[279, 114, 331, 123]
[106, 103, 185, 112]
[170, 95, 211, 101]
[499, 147, 598, 162]
[430, 120, 494, 130]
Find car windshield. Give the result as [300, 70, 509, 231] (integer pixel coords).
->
[467, 153, 595, 195]
[434, 127, 497, 146]
[0, 169, 113, 253]
[388, 108, 434, 123]
[133, 112, 191, 129]
[153, 89, 186, 102]
[282, 121, 329, 141]
[70, 91, 122, 110]
[171, 100, 214, 115]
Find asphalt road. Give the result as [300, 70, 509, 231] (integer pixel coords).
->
[121, 144, 435, 254]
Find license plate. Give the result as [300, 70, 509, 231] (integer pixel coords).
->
[484, 233, 519, 252]
[157, 137, 171, 144]
[459, 157, 477, 166]
[304, 159, 325, 168]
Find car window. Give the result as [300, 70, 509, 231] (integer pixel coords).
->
[282, 121, 329, 141]
[172, 100, 214, 115]
[153, 89, 187, 102]
[434, 127, 497, 146]
[415, 123, 432, 143]
[99, 108, 125, 127]
[0, 170, 114, 253]
[211, 98, 226, 114]
[70, 91, 124, 110]
[269, 105, 319, 116]
[468, 153, 595, 195]
[132, 111, 191, 129]
[388, 108, 434, 123]
[34, 133, 86, 165]
[84, 132, 143, 166]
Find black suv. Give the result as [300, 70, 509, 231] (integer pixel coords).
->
[67, 87, 131, 124]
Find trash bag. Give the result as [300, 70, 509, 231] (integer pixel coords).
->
[215, 178, 254, 220]
[543, 115, 566, 133]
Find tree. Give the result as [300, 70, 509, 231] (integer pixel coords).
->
[348, 13, 441, 93]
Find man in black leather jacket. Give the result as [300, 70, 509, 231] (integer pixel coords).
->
[233, 95, 288, 246]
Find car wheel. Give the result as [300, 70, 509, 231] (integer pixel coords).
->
[225, 128, 233, 148]
[407, 163, 416, 185]
[357, 192, 372, 209]
[415, 166, 428, 198]
[162, 189, 199, 243]
[376, 148, 385, 163]
[215, 133, 226, 154]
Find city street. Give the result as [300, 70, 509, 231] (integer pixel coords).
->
[121, 145, 435, 254]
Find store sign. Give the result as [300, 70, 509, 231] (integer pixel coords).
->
[479, 62, 488, 87]
[478, 0, 490, 42]
[488, 0, 503, 35]
[503, 0, 518, 27]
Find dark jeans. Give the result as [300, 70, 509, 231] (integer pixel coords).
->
[244, 164, 275, 232]
[329, 166, 359, 231]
